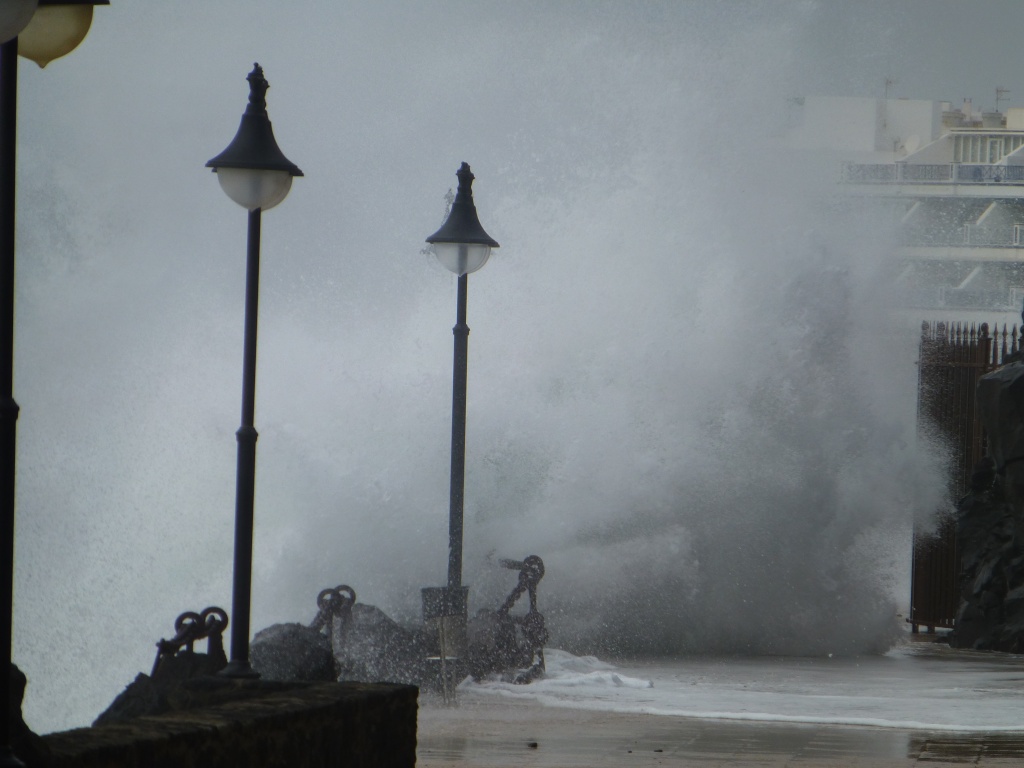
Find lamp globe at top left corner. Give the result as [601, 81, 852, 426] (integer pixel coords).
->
[0, 0, 38, 45]
[17, 0, 109, 68]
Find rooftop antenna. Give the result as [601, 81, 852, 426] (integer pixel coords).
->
[997, 87, 1010, 111]
[882, 78, 898, 134]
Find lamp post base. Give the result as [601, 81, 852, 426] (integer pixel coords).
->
[422, 586, 469, 705]
[217, 659, 260, 679]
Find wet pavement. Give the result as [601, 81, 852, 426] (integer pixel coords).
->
[416, 639, 1024, 766]
[418, 699, 1024, 765]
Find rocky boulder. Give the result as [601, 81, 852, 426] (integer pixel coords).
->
[250, 622, 335, 682]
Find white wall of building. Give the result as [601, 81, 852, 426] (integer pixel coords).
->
[1007, 108, 1024, 130]
[904, 134, 952, 164]
[791, 97, 941, 160]
[882, 99, 943, 155]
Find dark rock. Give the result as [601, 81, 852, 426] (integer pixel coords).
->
[951, 361, 1024, 652]
[93, 650, 225, 726]
[978, 363, 1024, 488]
[950, 474, 1020, 650]
[247, 602, 434, 687]
[333, 604, 430, 685]
[8, 664, 51, 768]
[251, 622, 335, 681]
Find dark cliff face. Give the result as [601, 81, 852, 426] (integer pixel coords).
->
[954, 363, 1024, 651]
[951, 476, 1024, 650]
[8, 664, 52, 768]
[92, 650, 228, 727]
[978, 362, 1024, 502]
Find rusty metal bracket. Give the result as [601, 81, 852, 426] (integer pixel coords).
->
[458, 554, 550, 682]
[500, 555, 548, 676]
[151, 606, 228, 677]
[310, 585, 356, 633]
[497, 555, 545, 617]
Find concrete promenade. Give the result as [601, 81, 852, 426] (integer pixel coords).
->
[417, 697, 1024, 766]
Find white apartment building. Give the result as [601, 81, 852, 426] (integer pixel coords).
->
[792, 96, 1024, 325]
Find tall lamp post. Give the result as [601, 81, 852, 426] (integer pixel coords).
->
[1, 3, 107, 765]
[422, 163, 498, 666]
[206, 63, 302, 679]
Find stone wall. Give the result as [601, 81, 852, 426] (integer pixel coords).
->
[39, 680, 417, 768]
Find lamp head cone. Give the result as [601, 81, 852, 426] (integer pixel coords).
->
[426, 163, 498, 247]
[206, 63, 303, 176]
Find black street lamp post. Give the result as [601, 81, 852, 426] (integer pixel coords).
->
[0, 3, 107, 765]
[422, 163, 498, 667]
[206, 63, 302, 679]
[0, 24, 28, 768]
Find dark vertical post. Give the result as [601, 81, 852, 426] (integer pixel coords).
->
[0, 37, 24, 768]
[447, 273, 469, 593]
[221, 207, 262, 679]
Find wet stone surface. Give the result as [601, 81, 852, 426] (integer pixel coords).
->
[419, 699, 1024, 766]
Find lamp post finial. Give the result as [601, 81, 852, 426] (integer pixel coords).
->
[246, 63, 268, 114]
[456, 162, 475, 195]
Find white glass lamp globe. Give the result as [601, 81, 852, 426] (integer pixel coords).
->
[215, 167, 293, 212]
[0, 0, 38, 45]
[431, 242, 492, 275]
[17, 3, 93, 68]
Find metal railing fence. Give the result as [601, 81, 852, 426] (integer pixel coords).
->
[911, 321, 1021, 632]
[844, 162, 1024, 185]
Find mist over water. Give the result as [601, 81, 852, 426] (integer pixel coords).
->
[11, 2, 946, 732]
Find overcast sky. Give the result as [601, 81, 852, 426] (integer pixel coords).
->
[794, 0, 1024, 108]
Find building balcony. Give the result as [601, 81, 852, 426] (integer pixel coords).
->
[900, 225, 1024, 248]
[902, 284, 1024, 312]
[844, 162, 1024, 185]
